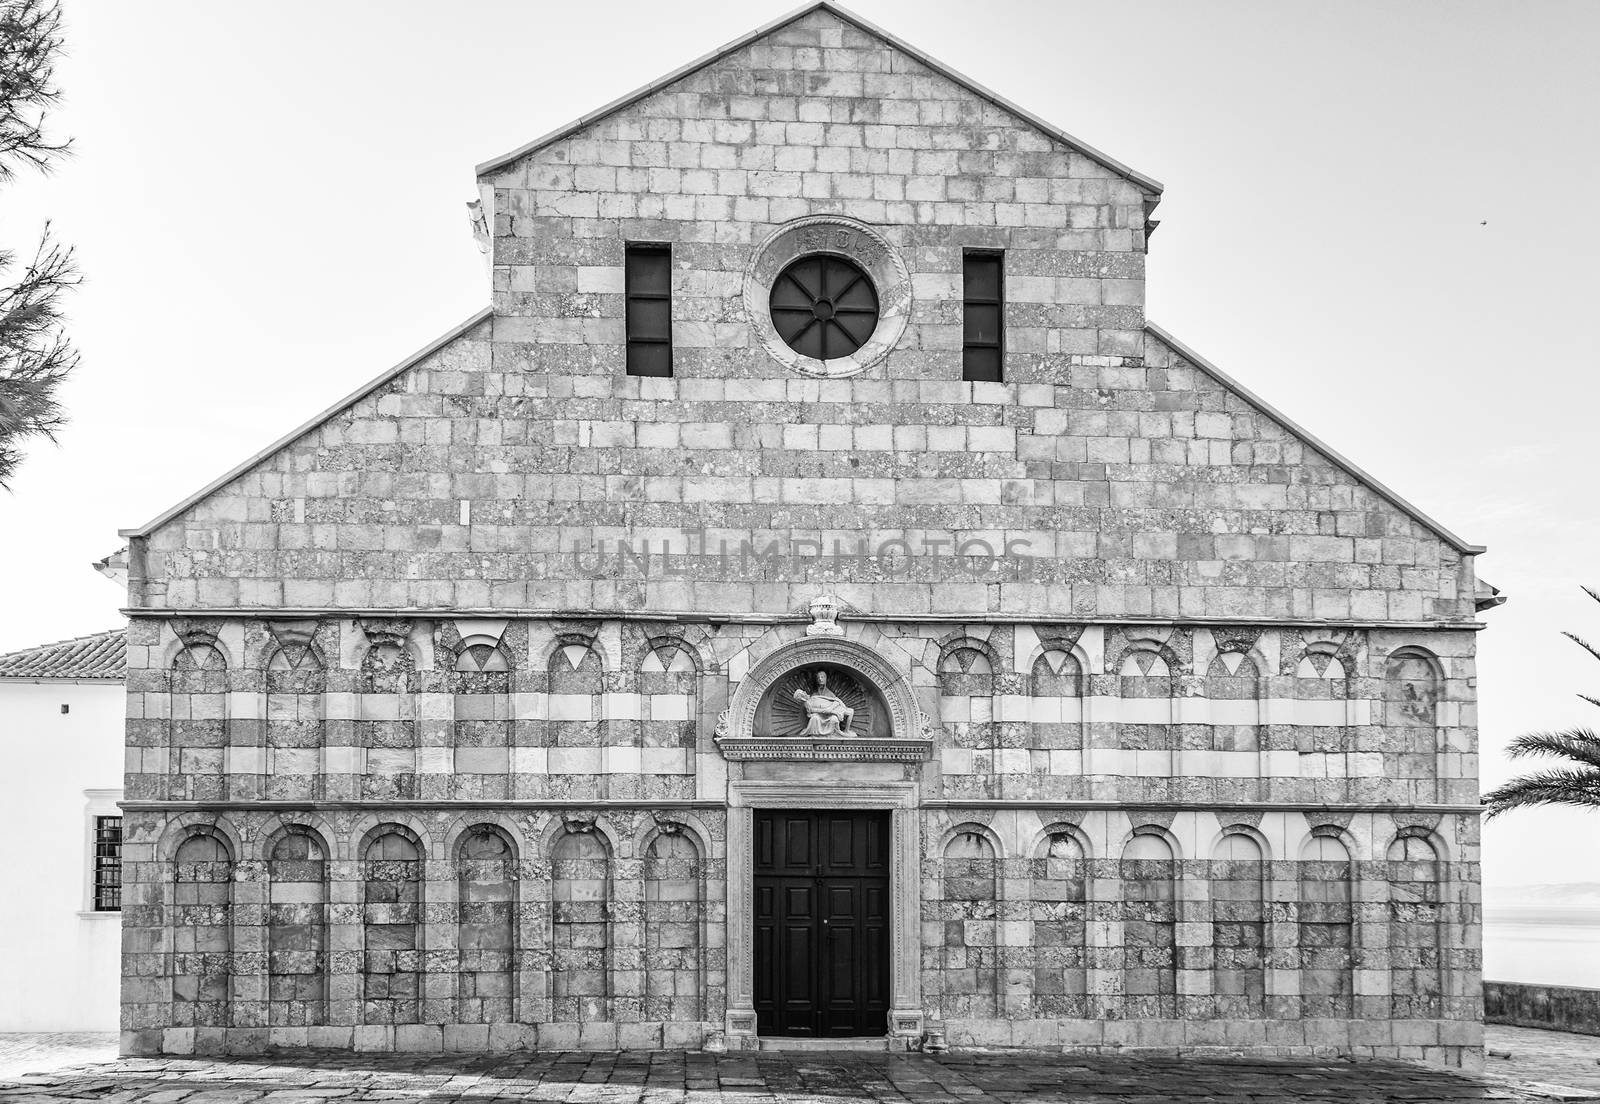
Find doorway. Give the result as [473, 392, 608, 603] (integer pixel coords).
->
[752, 809, 891, 1037]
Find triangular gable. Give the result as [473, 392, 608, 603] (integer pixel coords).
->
[119, 316, 1484, 562]
[1145, 322, 1483, 555]
[473, 1, 1164, 200]
[118, 308, 492, 539]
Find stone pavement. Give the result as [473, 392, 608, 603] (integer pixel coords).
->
[1483, 1025, 1600, 1097]
[0, 1036, 116, 1083]
[0, 1049, 1541, 1104]
[1, 1027, 1597, 1104]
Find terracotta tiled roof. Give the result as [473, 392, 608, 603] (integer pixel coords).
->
[0, 629, 125, 680]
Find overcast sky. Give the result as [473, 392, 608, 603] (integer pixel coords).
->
[2, 0, 1597, 887]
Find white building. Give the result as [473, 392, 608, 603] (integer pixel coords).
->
[0, 629, 126, 1031]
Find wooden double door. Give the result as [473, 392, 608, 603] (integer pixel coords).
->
[753, 809, 891, 1037]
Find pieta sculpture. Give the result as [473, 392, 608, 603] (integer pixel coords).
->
[790, 669, 856, 736]
[758, 665, 882, 739]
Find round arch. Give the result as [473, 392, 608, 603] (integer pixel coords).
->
[162, 630, 229, 670]
[1299, 822, 1359, 861]
[1387, 824, 1451, 863]
[937, 819, 1005, 860]
[440, 812, 526, 862]
[354, 818, 429, 862]
[723, 635, 928, 742]
[633, 813, 714, 861]
[535, 813, 623, 860]
[1023, 638, 1090, 681]
[1207, 823, 1273, 862]
[1030, 820, 1092, 861]
[935, 634, 1002, 674]
[1117, 822, 1183, 862]
[258, 817, 334, 862]
[158, 814, 242, 863]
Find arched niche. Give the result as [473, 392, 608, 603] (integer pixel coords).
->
[717, 637, 930, 762]
[753, 662, 891, 739]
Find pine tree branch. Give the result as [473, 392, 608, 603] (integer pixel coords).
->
[0, 0, 70, 181]
[0, 224, 78, 488]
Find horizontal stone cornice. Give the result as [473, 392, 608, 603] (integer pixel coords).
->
[120, 799, 728, 812]
[922, 799, 1484, 814]
[120, 798, 1484, 815]
[121, 606, 1487, 631]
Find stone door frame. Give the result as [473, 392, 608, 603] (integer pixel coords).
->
[724, 779, 923, 1048]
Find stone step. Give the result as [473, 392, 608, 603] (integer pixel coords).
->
[758, 1036, 891, 1052]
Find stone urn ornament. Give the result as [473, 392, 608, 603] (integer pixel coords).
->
[805, 592, 845, 636]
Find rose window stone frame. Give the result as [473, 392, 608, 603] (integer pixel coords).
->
[744, 215, 911, 379]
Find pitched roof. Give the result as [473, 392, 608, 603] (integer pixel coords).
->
[474, 0, 1164, 198]
[0, 629, 126, 681]
[1145, 322, 1484, 556]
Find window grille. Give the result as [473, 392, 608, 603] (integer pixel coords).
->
[625, 244, 673, 377]
[93, 815, 122, 912]
[963, 251, 1004, 382]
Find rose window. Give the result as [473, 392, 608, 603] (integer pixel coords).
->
[768, 254, 880, 360]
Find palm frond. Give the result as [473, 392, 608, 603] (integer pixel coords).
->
[1493, 585, 1600, 819]
[1503, 729, 1600, 769]
[1483, 767, 1600, 818]
[1564, 631, 1600, 667]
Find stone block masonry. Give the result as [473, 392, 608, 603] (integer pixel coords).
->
[114, 2, 1492, 1068]
[1485, 982, 1600, 1038]
[119, 614, 1483, 1064]
[124, 8, 1479, 626]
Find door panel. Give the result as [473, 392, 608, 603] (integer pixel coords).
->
[826, 817, 854, 869]
[783, 919, 813, 1005]
[863, 881, 890, 1010]
[784, 815, 813, 869]
[753, 809, 891, 1037]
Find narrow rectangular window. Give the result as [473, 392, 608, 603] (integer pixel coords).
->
[626, 244, 672, 377]
[963, 251, 1004, 382]
[93, 815, 122, 912]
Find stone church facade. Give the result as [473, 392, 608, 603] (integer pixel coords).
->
[114, 3, 1493, 1066]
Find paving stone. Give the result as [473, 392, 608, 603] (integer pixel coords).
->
[0, 1048, 1576, 1104]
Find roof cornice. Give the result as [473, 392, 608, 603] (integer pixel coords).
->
[1145, 322, 1485, 556]
[120, 607, 1487, 631]
[473, 1, 1163, 198]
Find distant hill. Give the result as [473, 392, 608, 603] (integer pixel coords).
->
[1484, 882, 1600, 906]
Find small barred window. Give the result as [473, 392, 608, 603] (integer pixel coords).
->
[963, 251, 1005, 382]
[93, 815, 122, 912]
[625, 244, 673, 377]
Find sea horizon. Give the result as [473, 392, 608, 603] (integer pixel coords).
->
[1483, 903, 1600, 989]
